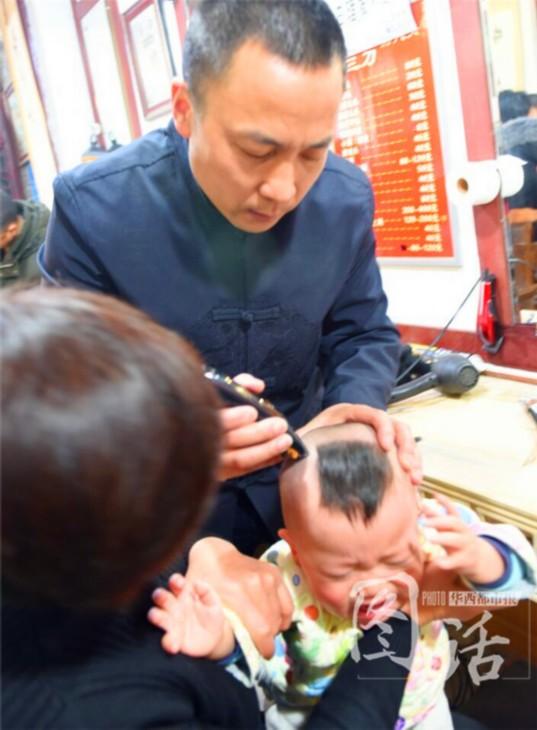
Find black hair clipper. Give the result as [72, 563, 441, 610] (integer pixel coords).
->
[203, 367, 308, 461]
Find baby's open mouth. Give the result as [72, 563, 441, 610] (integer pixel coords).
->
[355, 598, 398, 627]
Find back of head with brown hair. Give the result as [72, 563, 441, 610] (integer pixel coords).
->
[1, 287, 221, 610]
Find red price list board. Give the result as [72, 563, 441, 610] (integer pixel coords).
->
[334, 2, 454, 260]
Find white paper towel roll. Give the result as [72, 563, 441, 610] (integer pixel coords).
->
[497, 154, 526, 198]
[450, 156, 525, 206]
[451, 161, 501, 205]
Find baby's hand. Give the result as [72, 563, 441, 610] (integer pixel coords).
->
[421, 494, 504, 584]
[148, 573, 229, 658]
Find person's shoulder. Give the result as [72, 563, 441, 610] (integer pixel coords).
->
[57, 123, 178, 192]
[322, 151, 373, 193]
[307, 152, 374, 214]
[300, 152, 374, 224]
[499, 116, 537, 153]
[2, 597, 257, 729]
[18, 198, 49, 220]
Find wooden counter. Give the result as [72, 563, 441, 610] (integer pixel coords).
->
[390, 372, 537, 659]
[390, 374, 537, 545]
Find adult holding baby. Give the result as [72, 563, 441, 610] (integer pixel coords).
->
[1, 287, 417, 729]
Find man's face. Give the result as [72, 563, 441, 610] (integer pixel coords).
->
[0, 221, 20, 250]
[283, 457, 423, 623]
[172, 41, 344, 232]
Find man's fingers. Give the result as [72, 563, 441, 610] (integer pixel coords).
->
[302, 404, 423, 485]
[186, 539, 285, 659]
[256, 565, 291, 655]
[300, 403, 394, 448]
[367, 409, 395, 452]
[218, 435, 291, 481]
[230, 562, 289, 659]
[219, 405, 259, 432]
[253, 630, 275, 659]
[217, 408, 291, 479]
[393, 419, 423, 484]
[222, 416, 289, 449]
[233, 373, 265, 394]
[392, 418, 413, 452]
[276, 582, 294, 631]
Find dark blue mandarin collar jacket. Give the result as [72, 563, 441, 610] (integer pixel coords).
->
[39, 121, 400, 527]
[40, 121, 399, 418]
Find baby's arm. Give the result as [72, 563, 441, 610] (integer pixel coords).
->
[148, 573, 236, 660]
[421, 494, 505, 585]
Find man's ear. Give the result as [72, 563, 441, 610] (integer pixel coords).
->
[171, 80, 194, 138]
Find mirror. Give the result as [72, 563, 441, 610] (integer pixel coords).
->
[480, 0, 537, 324]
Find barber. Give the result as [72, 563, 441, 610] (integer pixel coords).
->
[40, 0, 421, 660]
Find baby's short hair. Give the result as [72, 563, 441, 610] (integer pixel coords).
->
[317, 440, 393, 523]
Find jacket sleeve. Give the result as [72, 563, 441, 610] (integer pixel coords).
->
[65, 656, 263, 730]
[468, 524, 537, 600]
[319, 184, 401, 409]
[38, 174, 116, 293]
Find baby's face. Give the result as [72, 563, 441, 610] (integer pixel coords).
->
[285, 468, 423, 625]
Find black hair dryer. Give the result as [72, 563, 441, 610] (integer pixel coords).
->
[389, 354, 480, 404]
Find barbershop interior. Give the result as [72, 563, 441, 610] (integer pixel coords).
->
[1, 0, 537, 729]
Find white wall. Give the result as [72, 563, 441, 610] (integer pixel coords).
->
[25, 0, 94, 174]
[520, 0, 537, 93]
[380, 0, 482, 332]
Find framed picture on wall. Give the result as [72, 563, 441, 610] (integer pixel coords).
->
[79, 0, 134, 145]
[158, 0, 188, 79]
[124, 0, 172, 118]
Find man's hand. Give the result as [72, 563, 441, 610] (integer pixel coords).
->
[217, 374, 292, 481]
[299, 403, 423, 485]
[187, 537, 293, 658]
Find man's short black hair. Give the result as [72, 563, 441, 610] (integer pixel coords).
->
[317, 440, 393, 523]
[499, 90, 531, 123]
[183, 0, 346, 105]
[0, 190, 19, 229]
